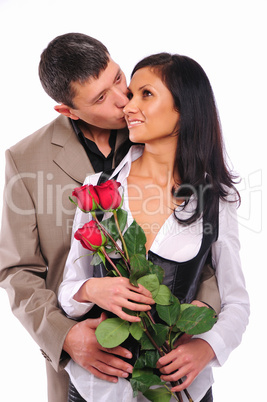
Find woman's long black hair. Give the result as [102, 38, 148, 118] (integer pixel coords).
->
[131, 53, 240, 226]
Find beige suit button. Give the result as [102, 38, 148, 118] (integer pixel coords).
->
[40, 349, 52, 362]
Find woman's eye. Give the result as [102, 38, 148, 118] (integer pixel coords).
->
[143, 89, 152, 97]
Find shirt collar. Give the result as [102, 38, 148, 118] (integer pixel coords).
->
[111, 145, 197, 217]
[111, 145, 144, 184]
[70, 118, 116, 150]
[70, 118, 81, 136]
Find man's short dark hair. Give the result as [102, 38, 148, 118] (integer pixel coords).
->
[39, 33, 110, 107]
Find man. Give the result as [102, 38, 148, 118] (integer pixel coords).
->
[0, 33, 133, 402]
[0, 33, 220, 401]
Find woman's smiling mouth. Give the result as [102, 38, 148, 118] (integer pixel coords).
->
[127, 119, 144, 129]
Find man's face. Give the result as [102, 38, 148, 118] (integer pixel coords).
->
[69, 58, 128, 130]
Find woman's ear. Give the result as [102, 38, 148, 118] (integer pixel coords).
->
[54, 104, 79, 120]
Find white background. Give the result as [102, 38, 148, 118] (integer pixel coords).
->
[0, 0, 266, 401]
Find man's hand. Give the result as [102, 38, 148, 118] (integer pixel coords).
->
[63, 313, 133, 383]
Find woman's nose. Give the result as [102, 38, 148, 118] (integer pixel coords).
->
[123, 98, 139, 115]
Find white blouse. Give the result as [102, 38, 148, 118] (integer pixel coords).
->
[58, 145, 250, 402]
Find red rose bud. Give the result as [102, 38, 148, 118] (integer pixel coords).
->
[72, 184, 99, 212]
[94, 180, 122, 210]
[74, 221, 107, 251]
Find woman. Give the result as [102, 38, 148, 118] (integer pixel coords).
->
[58, 53, 249, 402]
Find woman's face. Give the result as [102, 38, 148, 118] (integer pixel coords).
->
[123, 67, 180, 145]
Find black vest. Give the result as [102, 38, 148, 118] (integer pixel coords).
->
[148, 204, 218, 305]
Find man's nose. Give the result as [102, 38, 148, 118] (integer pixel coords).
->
[113, 87, 129, 108]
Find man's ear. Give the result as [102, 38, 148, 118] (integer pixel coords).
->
[54, 104, 79, 120]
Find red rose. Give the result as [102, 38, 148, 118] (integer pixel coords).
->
[72, 184, 99, 212]
[74, 221, 107, 251]
[94, 180, 122, 210]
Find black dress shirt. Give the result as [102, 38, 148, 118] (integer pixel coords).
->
[70, 119, 116, 173]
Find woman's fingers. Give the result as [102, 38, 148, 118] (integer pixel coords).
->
[129, 283, 154, 297]
[113, 308, 141, 322]
[126, 287, 155, 306]
[82, 277, 154, 320]
[157, 339, 215, 390]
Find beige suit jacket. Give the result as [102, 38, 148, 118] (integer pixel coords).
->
[0, 115, 128, 401]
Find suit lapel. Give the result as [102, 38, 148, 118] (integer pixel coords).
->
[51, 115, 129, 184]
[51, 115, 94, 184]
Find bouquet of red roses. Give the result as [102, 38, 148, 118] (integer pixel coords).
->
[70, 179, 217, 402]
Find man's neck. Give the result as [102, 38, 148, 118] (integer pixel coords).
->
[77, 121, 112, 157]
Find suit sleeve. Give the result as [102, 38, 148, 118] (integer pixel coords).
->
[0, 150, 76, 371]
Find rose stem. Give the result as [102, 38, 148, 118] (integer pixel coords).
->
[179, 383, 193, 402]
[99, 247, 122, 278]
[113, 210, 130, 263]
[140, 316, 164, 356]
[163, 384, 182, 402]
[140, 316, 184, 401]
[147, 313, 193, 401]
[94, 214, 131, 274]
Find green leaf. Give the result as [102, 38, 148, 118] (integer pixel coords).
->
[140, 332, 155, 350]
[156, 296, 181, 326]
[100, 218, 119, 241]
[115, 260, 129, 277]
[116, 208, 128, 231]
[95, 317, 130, 348]
[129, 321, 144, 341]
[101, 209, 128, 241]
[154, 285, 172, 305]
[131, 367, 150, 379]
[122, 307, 138, 318]
[107, 270, 120, 277]
[124, 220, 146, 257]
[133, 354, 146, 369]
[129, 254, 151, 286]
[177, 306, 217, 335]
[90, 252, 103, 266]
[97, 250, 106, 265]
[180, 303, 192, 312]
[170, 330, 183, 349]
[152, 323, 169, 347]
[144, 387, 172, 402]
[144, 350, 161, 369]
[90, 250, 107, 267]
[148, 261, 165, 284]
[134, 350, 160, 370]
[132, 365, 150, 378]
[130, 368, 164, 396]
[137, 274, 160, 299]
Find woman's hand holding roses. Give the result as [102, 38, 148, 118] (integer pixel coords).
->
[157, 338, 215, 393]
[74, 277, 155, 322]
